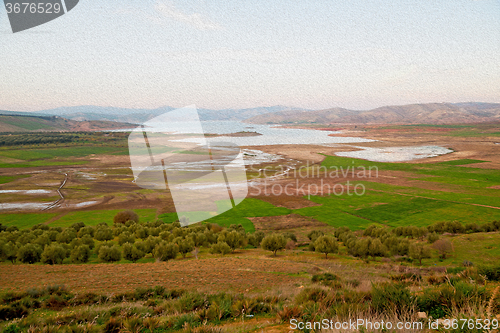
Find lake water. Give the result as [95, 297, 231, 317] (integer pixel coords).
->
[335, 145, 453, 162]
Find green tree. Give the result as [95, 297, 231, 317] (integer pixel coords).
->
[261, 234, 286, 256]
[409, 243, 431, 265]
[98, 245, 122, 263]
[307, 230, 325, 242]
[3, 242, 18, 263]
[153, 242, 178, 262]
[56, 228, 77, 244]
[209, 242, 231, 256]
[176, 237, 195, 258]
[94, 227, 113, 241]
[41, 243, 67, 265]
[217, 230, 244, 253]
[122, 243, 145, 263]
[17, 244, 42, 264]
[118, 231, 136, 245]
[314, 235, 339, 259]
[70, 245, 91, 264]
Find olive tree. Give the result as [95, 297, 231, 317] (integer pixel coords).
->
[70, 245, 91, 264]
[409, 243, 431, 265]
[314, 235, 339, 259]
[17, 243, 43, 264]
[209, 241, 231, 256]
[153, 242, 178, 262]
[261, 234, 286, 256]
[41, 243, 67, 265]
[122, 243, 145, 262]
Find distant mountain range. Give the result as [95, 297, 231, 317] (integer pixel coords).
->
[19, 105, 306, 124]
[245, 103, 500, 125]
[1, 103, 499, 130]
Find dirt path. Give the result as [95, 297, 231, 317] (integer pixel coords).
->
[42, 172, 68, 211]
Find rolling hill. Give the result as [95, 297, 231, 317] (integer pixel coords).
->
[0, 113, 134, 132]
[245, 102, 500, 125]
[30, 105, 306, 123]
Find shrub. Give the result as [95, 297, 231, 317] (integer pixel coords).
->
[478, 265, 500, 281]
[113, 210, 139, 225]
[209, 242, 231, 255]
[2, 323, 21, 333]
[314, 235, 338, 259]
[41, 243, 67, 265]
[153, 242, 178, 262]
[261, 233, 286, 256]
[70, 245, 91, 264]
[122, 243, 145, 262]
[372, 283, 414, 315]
[17, 243, 42, 264]
[98, 245, 122, 263]
[103, 317, 122, 333]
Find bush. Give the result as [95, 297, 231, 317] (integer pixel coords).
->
[70, 245, 91, 264]
[122, 243, 145, 262]
[41, 243, 67, 265]
[153, 242, 178, 262]
[478, 265, 500, 281]
[17, 243, 42, 264]
[314, 235, 338, 259]
[209, 242, 231, 255]
[261, 233, 286, 256]
[114, 210, 139, 225]
[98, 245, 122, 263]
[372, 283, 414, 315]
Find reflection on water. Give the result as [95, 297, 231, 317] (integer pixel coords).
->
[335, 145, 453, 162]
[0, 189, 52, 194]
[120, 120, 375, 146]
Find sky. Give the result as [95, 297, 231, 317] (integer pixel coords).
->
[0, 0, 499, 111]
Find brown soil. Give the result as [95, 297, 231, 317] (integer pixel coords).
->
[0, 257, 310, 294]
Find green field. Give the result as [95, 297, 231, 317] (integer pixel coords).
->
[0, 209, 158, 229]
[0, 213, 59, 229]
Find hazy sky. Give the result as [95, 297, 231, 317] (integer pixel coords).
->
[1, 0, 499, 111]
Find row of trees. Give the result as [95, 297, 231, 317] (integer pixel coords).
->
[1, 213, 497, 265]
